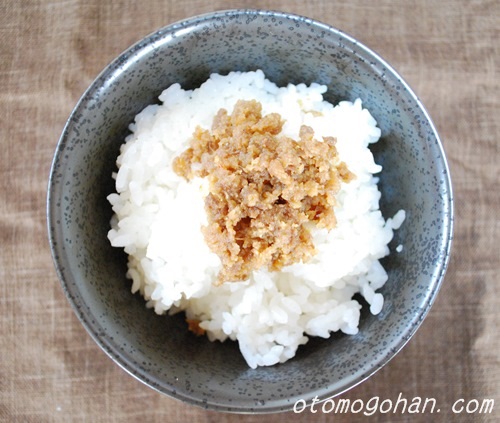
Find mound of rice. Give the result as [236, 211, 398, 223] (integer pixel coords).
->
[107, 70, 405, 369]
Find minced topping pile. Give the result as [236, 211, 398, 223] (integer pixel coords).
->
[173, 99, 354, 284]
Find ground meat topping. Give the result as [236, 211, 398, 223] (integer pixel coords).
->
[186, 318, 206, 336]
[173, 99, 354, 284]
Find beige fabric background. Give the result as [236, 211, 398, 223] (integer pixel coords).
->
[1, 0, 498, 422]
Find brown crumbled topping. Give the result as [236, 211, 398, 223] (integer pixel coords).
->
[186, 318, 206, 336]
[173, 99, 354, 284]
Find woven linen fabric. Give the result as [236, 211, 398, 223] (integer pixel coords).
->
[1, 1, 498, 422]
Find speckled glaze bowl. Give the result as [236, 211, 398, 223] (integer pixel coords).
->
[47, 10, 453, 413]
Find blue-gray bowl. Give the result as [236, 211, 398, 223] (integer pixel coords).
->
[47, 9, 453, 413]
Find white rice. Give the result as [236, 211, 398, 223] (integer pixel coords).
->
[107, 70, 405, 369]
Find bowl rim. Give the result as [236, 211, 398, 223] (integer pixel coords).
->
[47, 8, 454, 414]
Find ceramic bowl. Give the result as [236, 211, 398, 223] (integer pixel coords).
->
[47, 9, 453, 413]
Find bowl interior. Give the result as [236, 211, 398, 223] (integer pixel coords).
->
[48, 10, 453, 413]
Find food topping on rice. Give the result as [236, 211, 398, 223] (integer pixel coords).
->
[173, 99, 354, 284]
[186, 318, 206, 336]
